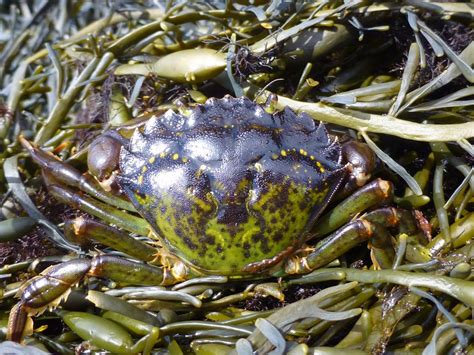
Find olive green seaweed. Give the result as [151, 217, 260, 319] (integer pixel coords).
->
[272, 95, 474, 142]
[297, 268, 474, 308]
[0, 1, 473, 353]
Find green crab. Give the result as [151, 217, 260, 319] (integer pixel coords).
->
[8, 96, 419, 342]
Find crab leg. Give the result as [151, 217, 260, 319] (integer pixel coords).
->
[20, 136, 136, 212]
[362, 207, 418, 234]
[7, 303, 33, 343]
[21, 136, 150, 236]
[286, 206, 417, 274]
[314, 179, 393, 237]
[286, 219, 375, 274]
[7, 259, 92, 342]
[65, 217, 156, 262]
[7, 256, 188, 343]
[48, 183, 149, 236]
[362, 207, 422, 268]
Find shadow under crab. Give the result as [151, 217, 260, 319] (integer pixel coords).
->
[8, 96, 420, 343]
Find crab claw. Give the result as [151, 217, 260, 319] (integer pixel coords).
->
[7, 303, 33, 343]
[7, 259, 91, 343]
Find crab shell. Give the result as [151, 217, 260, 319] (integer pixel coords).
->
[118, 96, 347, 275]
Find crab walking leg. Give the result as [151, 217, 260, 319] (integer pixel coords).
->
[48, 184, 149, 236]
[7, 256, 188, 343]
[88, 256, 176, 285]
[362, 207, 419, 269]
[314, 179, 393, 237]
[286, 219, 375, 274]
[20, 136, 137, 212]
[65, 217, 156, 262]
[362, 207, 418, 235]
[286, 207, 419, 274]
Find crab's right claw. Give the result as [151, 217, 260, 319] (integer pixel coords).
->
[7, 303, 33, 343]
[7, 259, 91, 343]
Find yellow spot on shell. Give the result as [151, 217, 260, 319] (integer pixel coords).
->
[271, 153, 278, 160]
[299, 149, 307, 156]
[280, 150, 287, 157]
[316, 161, 325, 172]
[149, 157, 155, 163]
[138, 175, 143, 184]
[160, 152, 166, 158]
[141, 166, 148, 173]
[310, 155, 315, 160]
[172, 153, 179, 160]
[182, 157, 189, 163]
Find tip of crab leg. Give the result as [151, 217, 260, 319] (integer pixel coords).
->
[19, 135, 84, 186]
[7, 303, 33, 343]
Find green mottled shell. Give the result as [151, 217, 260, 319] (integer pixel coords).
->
[119, 96, 346, 275]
